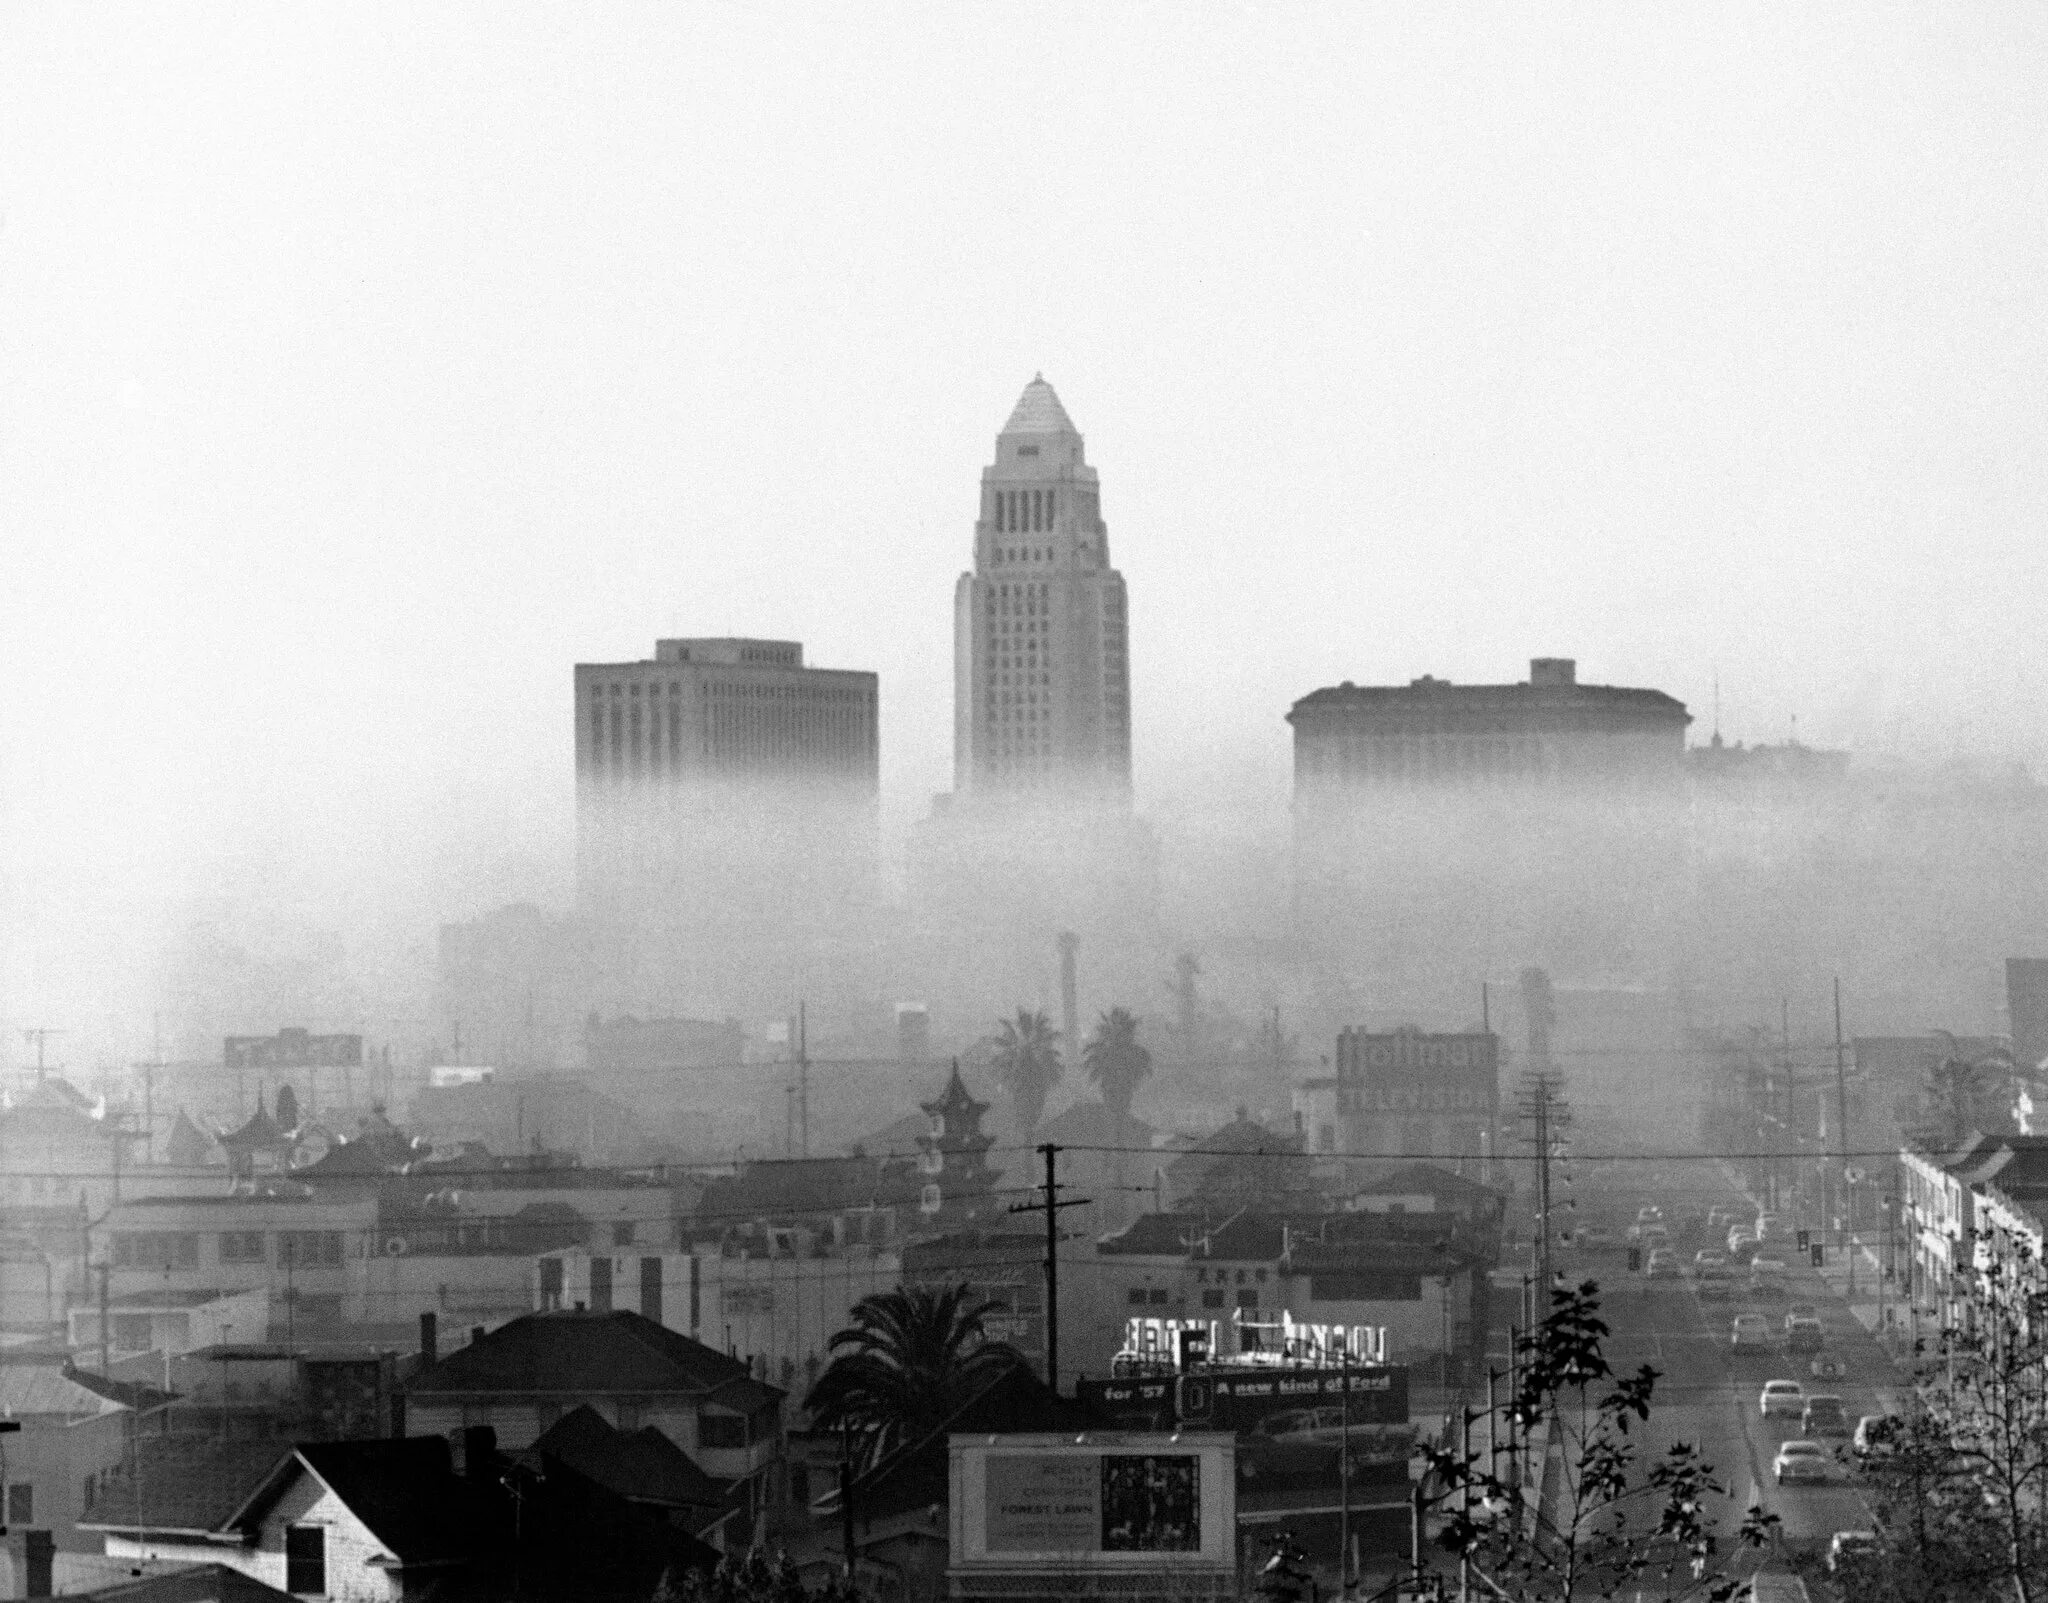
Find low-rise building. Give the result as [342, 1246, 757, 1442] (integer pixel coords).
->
[400, 1308, 785, 1520]
[95, 1193, 379, 1332]
[67, 1286, 270, 1362]
[0, 1364, 135, 1552]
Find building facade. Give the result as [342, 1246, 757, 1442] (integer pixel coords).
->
[953, 377, 1131, 799]
[1289, 658, 1690, 797]
[574, 638, 878, 912]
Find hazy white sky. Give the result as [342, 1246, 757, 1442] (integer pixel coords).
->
[3, 3, 2045, 1036]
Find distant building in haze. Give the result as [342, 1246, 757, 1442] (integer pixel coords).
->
[1288, 657, 1690, 798]
[574, 637, 876, 794]
[954, 376, 1132, 800]
[573, 637, 879, 1011]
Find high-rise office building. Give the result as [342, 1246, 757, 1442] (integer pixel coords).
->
[953, 377, 1132, 800]
[575, 637, 876, 792]
[573, 639, 879, 1010]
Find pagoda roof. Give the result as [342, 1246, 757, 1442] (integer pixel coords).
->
[921, 1063, 989, 1121]
[216, 1094, 291, 1152]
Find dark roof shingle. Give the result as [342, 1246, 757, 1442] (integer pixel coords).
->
[404, 1309, 781, 1401]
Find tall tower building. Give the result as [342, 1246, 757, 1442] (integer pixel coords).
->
[954, 376, 1132, 801]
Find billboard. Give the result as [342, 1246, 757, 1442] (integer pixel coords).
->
[1179, 1365, 1409, 1431]
[1336, 1028, 1496, 1116]
[223, 1030, 364, 1070]
[951, 1434, 1235, 1573]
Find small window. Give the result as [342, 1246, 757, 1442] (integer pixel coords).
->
[1148, 1288, 1169, 1305]
[1237, 1291, 1260, 1310]
[1202, 1289, 1225, 1309]
[1127, 1288, 1147, 1306]
[5, 1483, 31, 1524]
[285, 1525, 325, 1595]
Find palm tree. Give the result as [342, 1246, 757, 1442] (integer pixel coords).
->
[802, 1283, 1023, 1465]
[990, 1009, 1062, 1136]
[1084, 1008, 1152, 1119]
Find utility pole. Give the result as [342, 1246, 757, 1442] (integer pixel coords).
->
[798, 1002, 810, 1160]
[1008, 1144, 1088, 1395]
[1833, 978, 1853, 1292]
[1517, 1073, 1569, 1296]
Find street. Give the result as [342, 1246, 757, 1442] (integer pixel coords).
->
[1545, 1163, 1902, 1579]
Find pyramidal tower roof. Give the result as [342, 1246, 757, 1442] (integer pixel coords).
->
[1000, 373, 1077, 436]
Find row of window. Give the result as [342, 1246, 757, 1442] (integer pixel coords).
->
[1127, 1287, 1261, 1310]
[589, 681, 868, 702]
[995, 488, 1056, 534]
[110, 1229, 346, 1269]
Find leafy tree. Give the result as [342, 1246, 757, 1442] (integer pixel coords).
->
[1425, 1279, 1776, 1601]
[990, 1008, 1062, 1135]
[1853, 1220, 2048, 1602]
[1084, 1007, 1153, 1119]
[274, 1082, 300, 1131]
[653, 1550, 871, 1603]
[802, 1282, 1023, 1466]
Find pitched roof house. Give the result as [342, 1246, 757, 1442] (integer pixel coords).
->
[401, 1309, 785, 1519]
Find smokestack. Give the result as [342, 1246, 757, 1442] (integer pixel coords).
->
[1529, 657, 1576, 688]
[418, 1312, 438, 1364]
[2009, 959, 2048, 1074]
[1058, 932, 1079, 1067]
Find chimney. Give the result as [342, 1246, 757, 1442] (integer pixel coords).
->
[461, 1425, 497, 1485]
[418, 1312, 438, 1364]
[23, 1529, 54, 1598]
[470, 1324, 486, 1346]
[1529, 658, 1576, 688]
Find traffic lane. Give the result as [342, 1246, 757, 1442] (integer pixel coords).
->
[1594, 1264, 1876, 1552]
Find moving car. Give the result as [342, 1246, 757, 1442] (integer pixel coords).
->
[1646, 1248, 1681, 1278]
[1802, 1395, 1851, 1438]
[1734, 1315, 1774, 1352]
[1827, 1531, 1877, 1574]
[1785, 1317, 1825, 1354]
[1575, 1224, 1618, 1251]
[1750, 1257, 1788, 1295]
[1760, 1379, 1806, 1418]
[1784, 1302, 1819, 1327]
[1756, 1212, 1784, 1240]
[1774, 1439, 1832, 1485]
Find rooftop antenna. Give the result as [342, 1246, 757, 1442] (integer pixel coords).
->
[22, 1028, 64, 1084]
[1712, 668, 1723, 745]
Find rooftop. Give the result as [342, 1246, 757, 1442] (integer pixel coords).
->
[404, 1308, 781, 1403]
[1000, 374, 1078, 437]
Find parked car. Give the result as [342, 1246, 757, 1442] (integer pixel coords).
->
[1575, 1224, 1618, 1251]
[1774, 1440, 1833, 1485]
[1760, 1379, 1806, 1417]
[1734, 1315, 1774, 1352]
[1708, 1206, 1739, 1231]
[1784, 1302, 1819, 1328]
[1698, 1272, 1734, 1303]
[1827, 1531, 1878, 1574]
[1756, 1212, 1784, 1240]
[1696, 1249, 1729, 1271]
[1647, 1248, 1681, 1278]
[1786, 1318, 1825, 1353]
[1853, 1414, 1902, 1459]
[1750, 1257, 1789, 1295]
[1637, 1205, 1664, 1224]
[1802, 1396, 1851, 1438]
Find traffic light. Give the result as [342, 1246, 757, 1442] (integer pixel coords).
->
[1627, 1247, 1643, 1273]
[1811, 1242, 1825, 1268]
[1797, 1228, 1811, 1252]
